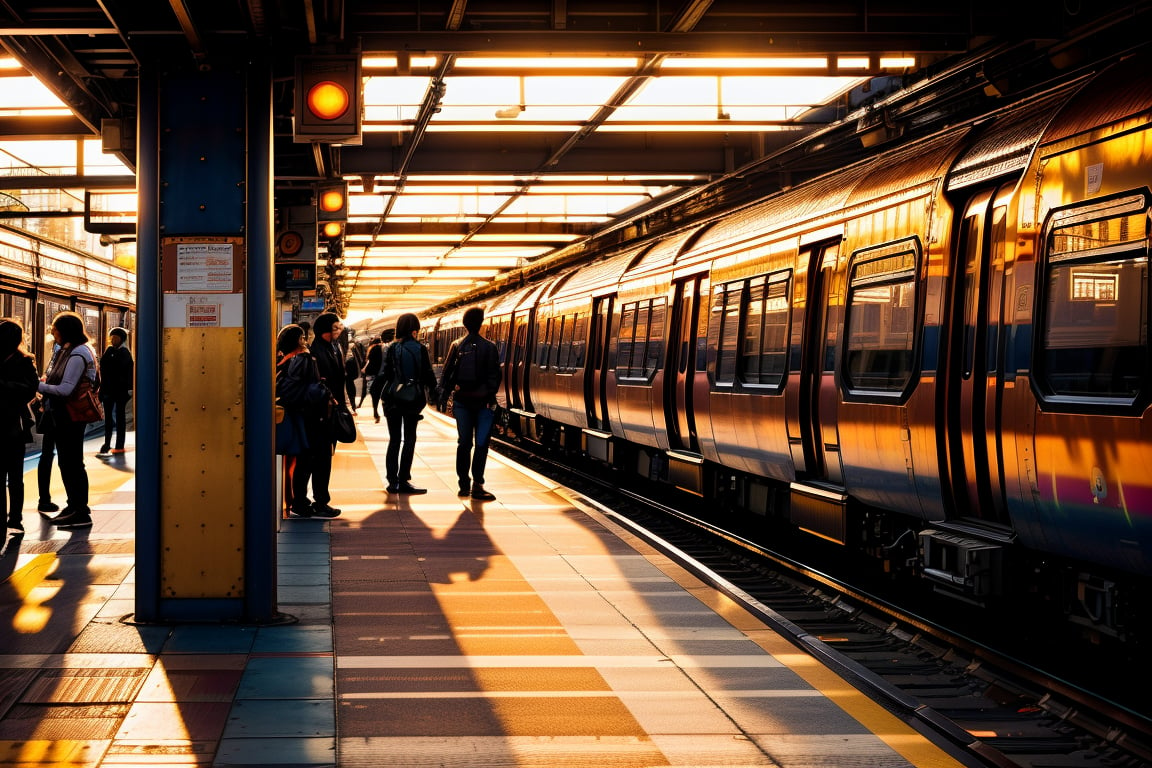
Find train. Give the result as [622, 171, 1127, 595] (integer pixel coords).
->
[0, 222, 136, 373]
[414, 49, 1152, 643]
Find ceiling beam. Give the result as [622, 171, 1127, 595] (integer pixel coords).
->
[360, 31, 969, 57]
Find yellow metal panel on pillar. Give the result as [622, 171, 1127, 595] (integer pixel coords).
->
[160, 326, 246, 597]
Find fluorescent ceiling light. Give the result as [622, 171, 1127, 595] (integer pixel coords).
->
[455, 57, 639, 69]
[662, 57, 831, 69]
[363, 55, 439, 68]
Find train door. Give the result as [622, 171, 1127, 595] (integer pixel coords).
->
[797, 242, 842, 483]
[664, 275, 702, 452]
[511, 309, 536, 412]
[584, 295, 614, 430]
[942, 185, 1012, 523]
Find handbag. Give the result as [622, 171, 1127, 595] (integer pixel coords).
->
[65, 375, 104, 423]
[330, 400, 357, 443]
[383, 344, 426, 413]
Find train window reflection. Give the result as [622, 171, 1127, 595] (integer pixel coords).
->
[616, 298, 665, 381]
[1039, 194, 1151, 404]
[711, 271, 791, 390]
[844, 271, 917, 393]
[1041, 258, 1147, 398]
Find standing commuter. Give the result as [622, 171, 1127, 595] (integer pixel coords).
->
[0, 319, 39, 531]
[275, 324, 335, 517]
[345, 338, 365, 413]
[439, 306, 501, 501]
[97, 326, 133, 457]
[381, 314, 436, 494]
[360, 336, 384, 422]
[303, 312, 346, 517]
[36, 311, 97, 529]
[36, 341, 61, 513]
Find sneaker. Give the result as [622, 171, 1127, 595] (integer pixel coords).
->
[289, 503, 314, 518]
[396, 482, 427, 495]
[96, 445, 111, 457]
[386, 483, 400, 493]
[470, 486, 496, 501]
[311, 504, 341, 518]
[52, 510, 92, 528]
[111, 448, 126, 454]
[458, 485, 470, 497]
[37, 500, 59, 514]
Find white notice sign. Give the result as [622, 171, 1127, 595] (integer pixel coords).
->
[177, 243, 234, 292]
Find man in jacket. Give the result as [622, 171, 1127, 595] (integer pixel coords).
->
[300, 312, 347, 517]
[97, 327, 133, 457]
[439, 306, 501, 501]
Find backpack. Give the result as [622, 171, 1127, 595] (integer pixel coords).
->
[455, 336, 481, 387]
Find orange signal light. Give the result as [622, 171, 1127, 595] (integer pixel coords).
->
[321, 221, 343, 238]
[307, 81, 350, 121]
[319, 188, 345, 212]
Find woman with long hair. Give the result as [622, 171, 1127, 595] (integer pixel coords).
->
[36, 311, 97, 529]
[0, 318, 38, 531]
[381, 313, 436, 494]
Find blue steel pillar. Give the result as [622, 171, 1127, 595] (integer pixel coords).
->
[134, 60, 278, 623]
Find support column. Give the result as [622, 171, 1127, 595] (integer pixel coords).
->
[134, 60, 278, 623]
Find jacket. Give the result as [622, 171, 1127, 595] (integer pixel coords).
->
[99, 344, 134, 402]
[0, 351, 38, 444]
[38, 343, 98, 422]
[311, 337, 347, 406]
[439, 332, 500, 408]
[381, 338, 436, 413]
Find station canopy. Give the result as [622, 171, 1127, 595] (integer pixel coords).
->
[2, 1, 1146, 328]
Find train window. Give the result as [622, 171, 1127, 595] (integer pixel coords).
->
[844, 248, 919, 393]
[616, 298, 665, 381]
[537, 316, 554, 368]
[711, 272, 791, 390]
[1038, 194, 1150, 403]
[741, 273, 791, 388]
[570, 313, 588, 369]
[711, 282, 741, 385]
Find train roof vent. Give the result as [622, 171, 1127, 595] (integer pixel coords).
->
[623, 227, 701, 279]
[947, 84, 1082, 192]
[551, 246, 643, 298]
[1043, 50, 1152, 146]
[847, 129, 968, 206]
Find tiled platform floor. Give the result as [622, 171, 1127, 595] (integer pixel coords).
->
[0, 412, 978, 767]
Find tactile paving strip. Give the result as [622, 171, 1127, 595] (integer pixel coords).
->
[20, 667, 149, 704]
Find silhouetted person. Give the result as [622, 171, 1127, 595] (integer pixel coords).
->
[439, 306, 501, 501]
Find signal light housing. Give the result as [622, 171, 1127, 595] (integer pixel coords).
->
[320, 221, 344, 239]
[316, 181, 348, 221]
[294, 55, 362, 144]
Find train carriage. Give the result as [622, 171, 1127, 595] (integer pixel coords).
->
[422, 49, 1152, 641]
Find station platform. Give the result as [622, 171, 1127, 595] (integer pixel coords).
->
[1, 410, 978, 767]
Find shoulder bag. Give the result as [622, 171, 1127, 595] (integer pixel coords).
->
[330, 398, 357, 443]
[383, 344, 426, 413]
[65, 355, 104, 423]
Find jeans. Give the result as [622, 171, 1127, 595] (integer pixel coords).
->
[38, 428, 56, 503]
[102, 395, 129, 449]
[292, 440, 334, 508]
[2, 439, 24, 524]
[453, 402, 494, 489]
[48, 417, 89, 512]
[385, 409, 421, 484]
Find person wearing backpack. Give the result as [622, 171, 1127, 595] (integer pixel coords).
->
[439, 306, 501, 501]
[381, 313, 436, 494]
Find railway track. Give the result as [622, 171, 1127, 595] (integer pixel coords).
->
[494, 436, 1152, 768]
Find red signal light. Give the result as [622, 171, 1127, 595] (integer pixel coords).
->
[307, 81, 350, 121]
[319, 187, 345, 213]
